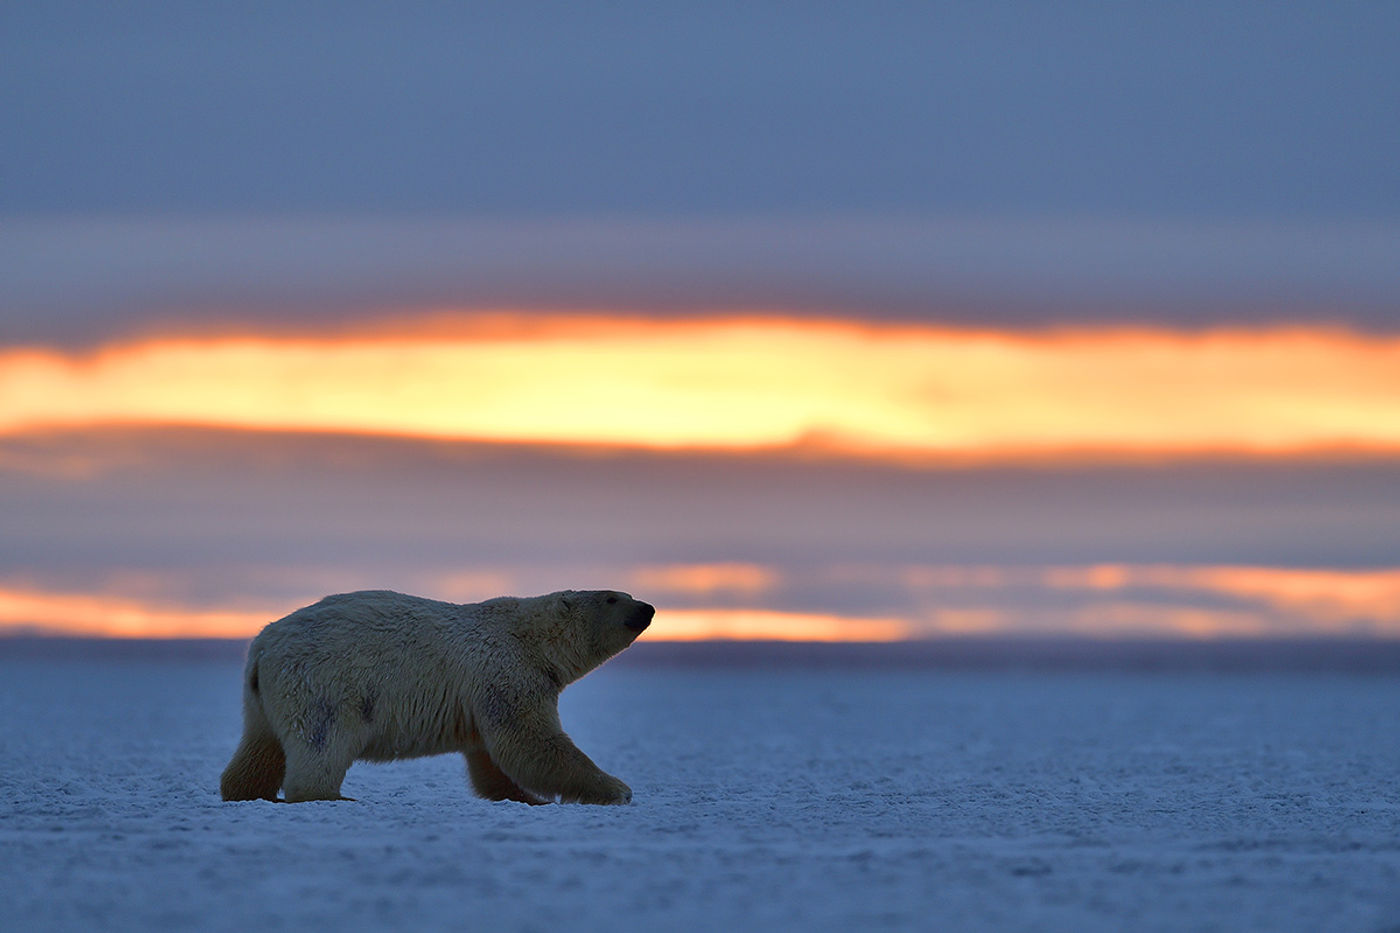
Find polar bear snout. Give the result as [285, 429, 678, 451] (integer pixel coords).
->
[625, 602, 655, 633]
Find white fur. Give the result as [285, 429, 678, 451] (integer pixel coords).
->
[220, 589, 652, 804]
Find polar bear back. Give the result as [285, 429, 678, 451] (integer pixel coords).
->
[251, 590, 536, 762]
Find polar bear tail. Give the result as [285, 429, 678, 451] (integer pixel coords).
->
[220, 654, 286, 801]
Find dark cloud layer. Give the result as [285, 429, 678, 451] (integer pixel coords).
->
[4, 217, 1399, 345]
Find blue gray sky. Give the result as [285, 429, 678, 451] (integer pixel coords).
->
[2, 2, 1399, 638]
[4, 1, 1398, 220]
[4, 2, 1398, 344]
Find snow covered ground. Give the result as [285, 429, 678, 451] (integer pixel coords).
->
[3, 645, 1399, 932]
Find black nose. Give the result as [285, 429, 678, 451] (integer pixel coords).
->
[626, 602, 655, 633]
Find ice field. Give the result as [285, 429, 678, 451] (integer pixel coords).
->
[3, 641, 1399, 932]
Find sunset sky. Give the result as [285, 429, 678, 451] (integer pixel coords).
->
[3, 2, 1399, 640]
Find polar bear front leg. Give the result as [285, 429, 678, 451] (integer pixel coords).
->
[478, 701, 632, 805]
[464, 747, 549, 805]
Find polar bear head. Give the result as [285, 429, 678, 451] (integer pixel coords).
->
[530, 589, 653, 684]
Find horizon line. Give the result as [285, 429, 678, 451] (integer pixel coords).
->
[6, 633, 1400, 674]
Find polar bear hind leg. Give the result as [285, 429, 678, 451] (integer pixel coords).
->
[281, 741, 358, 802]
[220, 682, 286, 801]
[279, 701, 361, 802]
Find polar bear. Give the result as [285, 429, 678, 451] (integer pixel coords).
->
[219, 589, 653, 805]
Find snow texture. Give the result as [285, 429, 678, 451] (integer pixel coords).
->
[3, 652, 1399, 932]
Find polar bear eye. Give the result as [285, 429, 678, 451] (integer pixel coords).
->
[606, 596, 618, 604]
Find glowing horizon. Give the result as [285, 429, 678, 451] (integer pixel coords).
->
[0, 585, 915, 641]
[5, 563, 1400, 641]
[4, 315, 1400, 462]
[0, 587, 270, 640]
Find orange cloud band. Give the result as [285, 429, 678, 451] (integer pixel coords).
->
[4, 316, 1400, 460]
[1041, 564, 1400, 628]
[0, 587, 911, 642]
[5, 564, 1400, 640]
[0, 587, 270, 639]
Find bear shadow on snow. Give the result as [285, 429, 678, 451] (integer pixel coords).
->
[219, 589, 653, 805]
